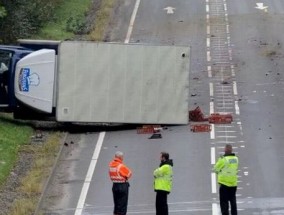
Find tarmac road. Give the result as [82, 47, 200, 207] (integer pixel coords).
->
[40, 0, 284, 214]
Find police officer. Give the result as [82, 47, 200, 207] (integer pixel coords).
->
[213, 144, 239, 215]
[109, 151, 132, 215]
[153, 152, 173, 215]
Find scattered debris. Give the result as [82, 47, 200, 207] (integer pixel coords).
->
[149, 133, 162, 139]
[137, 125, 162, 134]
[35, 130, 43, 139]
[189, 106, 208, 122]
[221, 80, 230, 85]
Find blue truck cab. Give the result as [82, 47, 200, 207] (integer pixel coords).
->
[0, 45, 33, 110]
[0, 40, 59, 119]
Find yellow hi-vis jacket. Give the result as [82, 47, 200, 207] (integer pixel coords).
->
[213, 154, 239, 187]
[153, 164, 173, 192]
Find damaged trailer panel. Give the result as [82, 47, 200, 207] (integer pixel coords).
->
[56, 42, 190, 124]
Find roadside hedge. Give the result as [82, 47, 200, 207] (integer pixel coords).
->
[0, 0, 62, 44]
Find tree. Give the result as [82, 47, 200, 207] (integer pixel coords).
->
[0, 6, 6, 18]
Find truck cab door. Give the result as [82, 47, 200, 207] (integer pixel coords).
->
[0, 51, 11, 108]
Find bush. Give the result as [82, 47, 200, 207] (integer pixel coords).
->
[0, 0, 62, 43]
[66, 15, 86, 34]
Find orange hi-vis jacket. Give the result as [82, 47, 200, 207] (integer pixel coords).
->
[109, 158, 132, 183]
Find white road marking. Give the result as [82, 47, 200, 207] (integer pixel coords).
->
[255, 3, 268, 12]
[233, 81, 238, 95]
[211, 124, 215, 139]
[208, 65, 212, 77]
[235, 101, 240, 115]
[125, 0, 141, 43]
[211, 147, 216, 164]
[207, 51, 211, 61]
[212, 203, 219, 215]
[210, 83, 214, 96]
[164, 6, 175, 14]
[210, 101, 214, 114]
[211, 173, 217, 193]
[74, 132, 106, 215]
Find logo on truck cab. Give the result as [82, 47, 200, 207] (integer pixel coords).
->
[19, 68, 40, 92]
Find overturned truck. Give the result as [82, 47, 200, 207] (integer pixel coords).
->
[0, 40, 190, 124]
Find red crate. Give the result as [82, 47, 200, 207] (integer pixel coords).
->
[209, 113, 233, 124]
[137, 125, 161, 134]
[190, 124, 212, 132]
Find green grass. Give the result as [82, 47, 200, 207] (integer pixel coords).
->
[35, 0, 92, 40]
[0, 114, 33, 186]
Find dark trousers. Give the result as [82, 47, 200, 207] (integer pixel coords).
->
[219, 184, 237, 215]
[155, 190, 169, 215]
[112, 183, 129, 215]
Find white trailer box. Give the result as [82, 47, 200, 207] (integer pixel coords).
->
[56, 42, 190, 124]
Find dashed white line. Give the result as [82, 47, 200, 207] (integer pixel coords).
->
[207, 51, 211, 61]
[207, 38, 211, 48]
[211, 147, 216, 165]
[210, 124, 215, 139]
[210, 101, 214, 114]
[212, 203, 219, 215]
[210, 83, 214, 96]
[211, 173, 217, 193]
[233, 81, 238, 95]
[235, 101, 240, 115]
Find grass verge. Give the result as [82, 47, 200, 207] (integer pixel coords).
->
[89, 0, 115, 41]
[9, 133, 62, 215]
[0, 114, 33, 186]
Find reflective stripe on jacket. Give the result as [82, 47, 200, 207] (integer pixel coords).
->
[153, 164, 173, 192]
[109, 158, 132, 183]
[213, 154, 239, 187]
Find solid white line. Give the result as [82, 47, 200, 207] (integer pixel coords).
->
[211, 173, 217, 193]
[74, 132, 106, 215]
[211, 147, 216, 164]
[125, 0, 141, 43]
